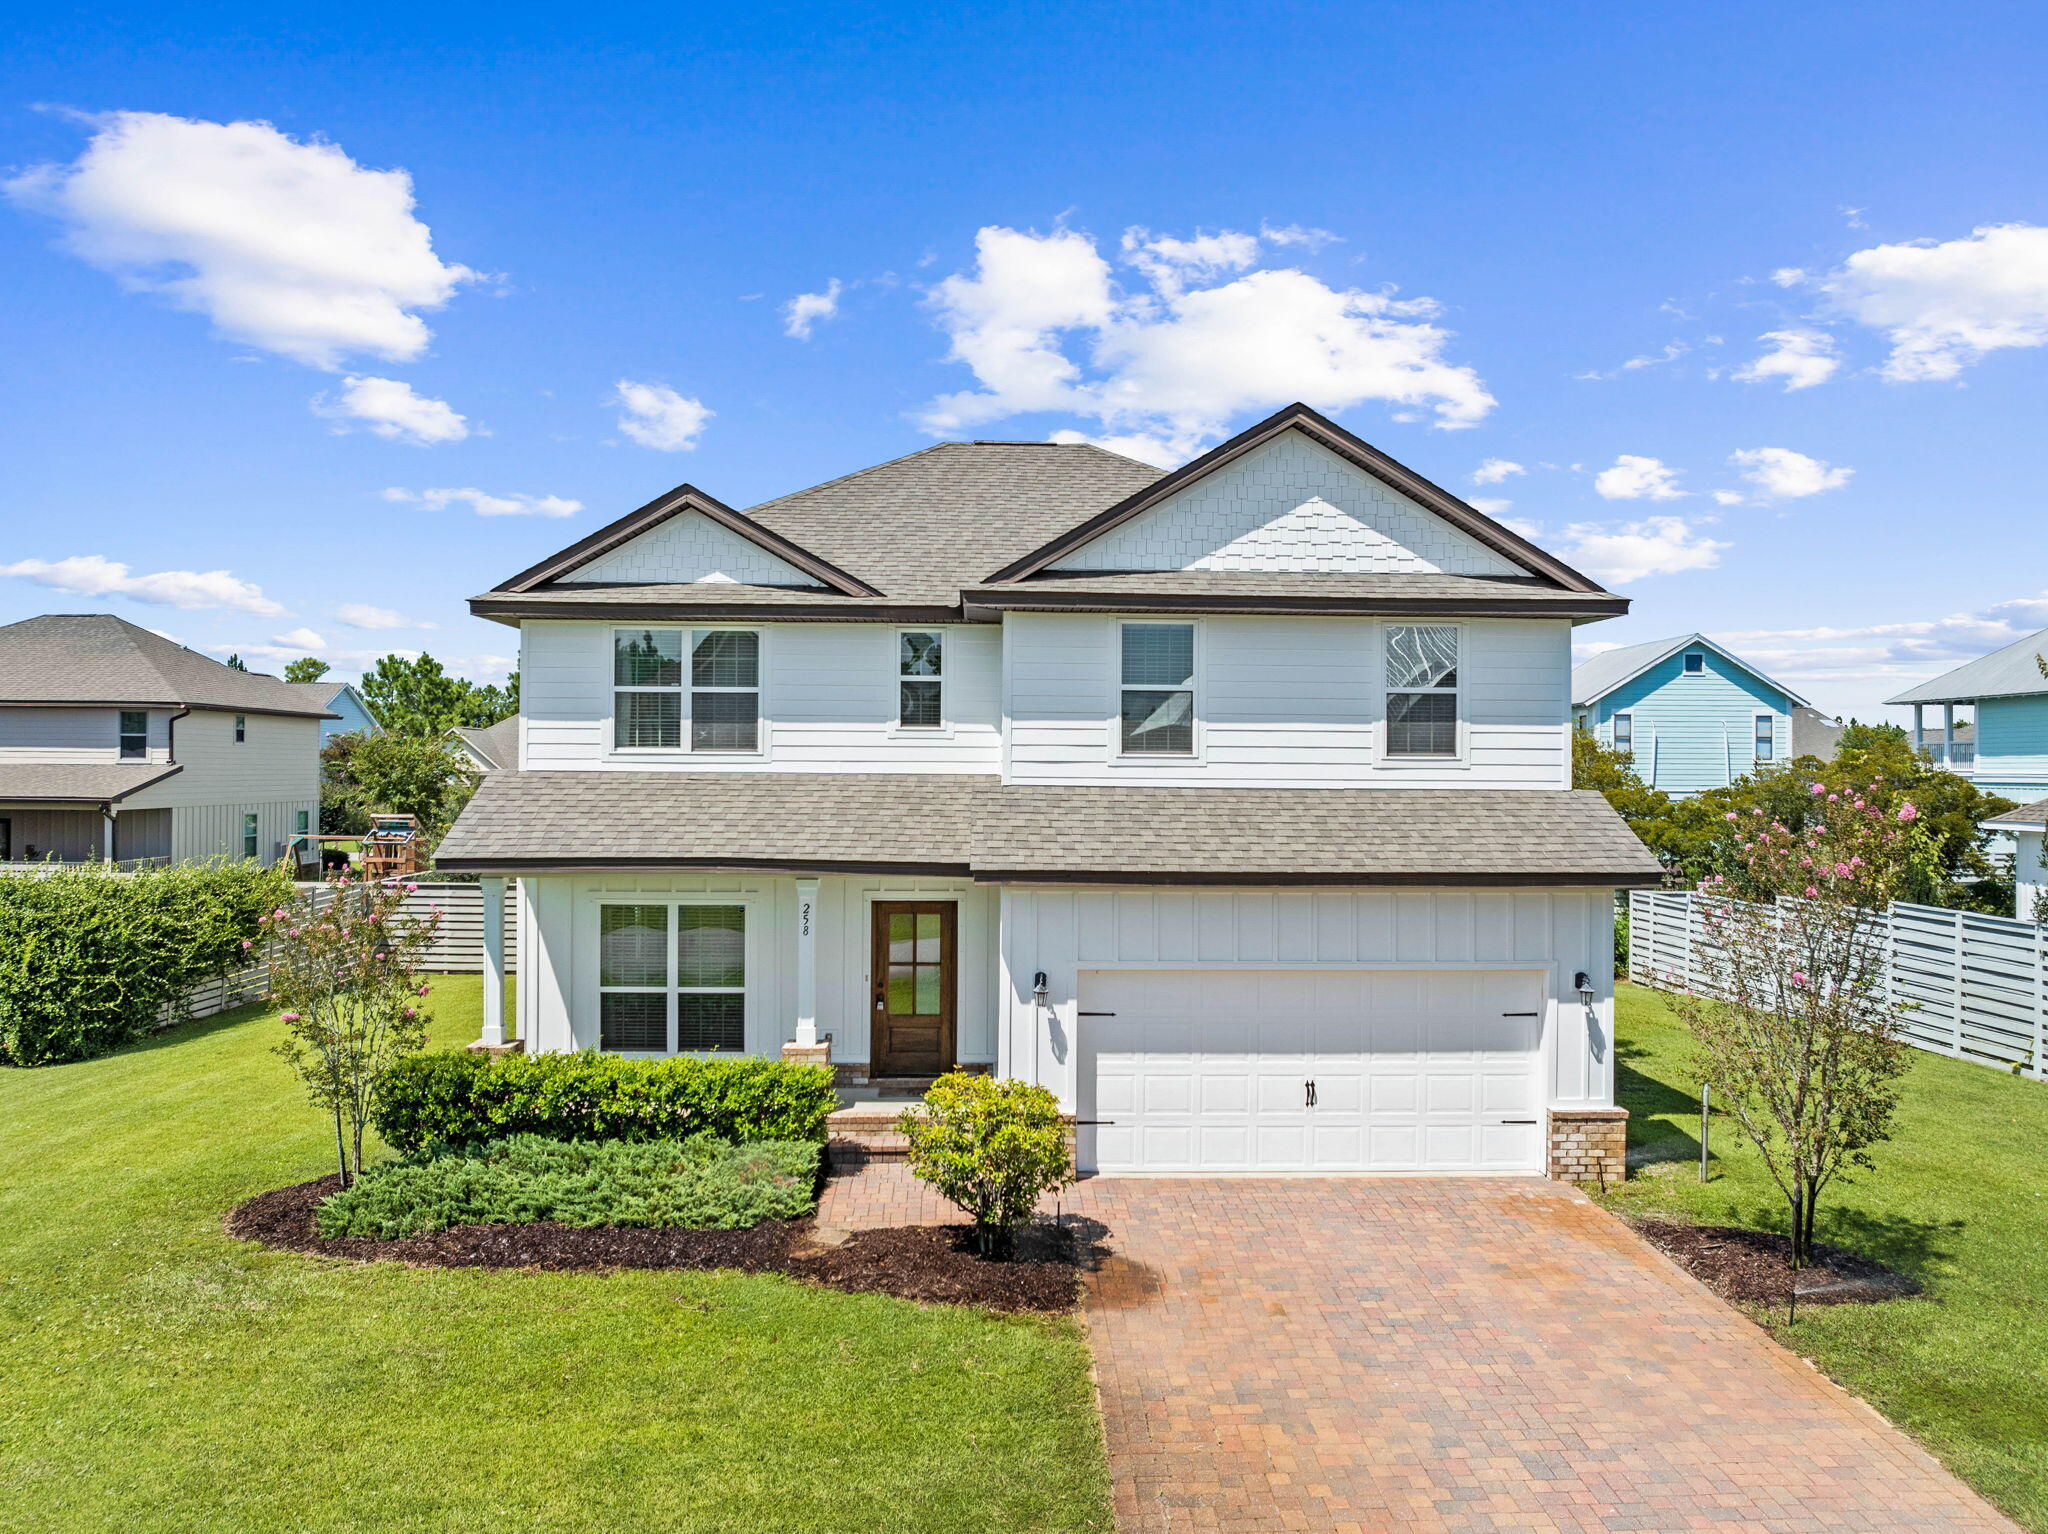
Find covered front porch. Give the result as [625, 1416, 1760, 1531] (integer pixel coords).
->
[0, 801, 172, 866]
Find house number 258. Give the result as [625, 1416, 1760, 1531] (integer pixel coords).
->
[800, 901, 812, 937]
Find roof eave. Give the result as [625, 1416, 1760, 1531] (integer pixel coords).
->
[469, 596, 975, 625]
[970, 868, 1667, 888]
[963, 590, 1630, 620]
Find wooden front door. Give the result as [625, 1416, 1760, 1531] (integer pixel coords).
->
[871, 901, 957, 1077]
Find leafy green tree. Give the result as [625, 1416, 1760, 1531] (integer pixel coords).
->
[283, 657, 331, 684]
[1571, 728, 1702, 869]
[320, 731, 477, 845]
[360, 653, 517, 736]
[898, 1073, 1076, 1256]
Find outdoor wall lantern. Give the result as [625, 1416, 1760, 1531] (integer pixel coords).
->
[1574, 971, 1596, 1005]
[1032, 971, 1050, 1003]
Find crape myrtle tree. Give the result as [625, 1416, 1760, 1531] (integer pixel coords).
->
[266, 873, 440, 1184]
[1679, 785, 1924, 1266]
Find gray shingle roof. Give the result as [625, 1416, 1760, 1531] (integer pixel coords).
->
[0, 762, 182, 803]
[452, 718, 520, 771]
[965, 571, 1627, 616]
[436, 772, 1664, 886]
[1885, 626, 2048, 705]
[1571, 633, 1809, 708]
[0, 615, 337, 717]
[1983, 797, 2048, 831]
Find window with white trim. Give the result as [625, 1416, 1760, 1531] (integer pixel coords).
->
[118, 710, 147, 760]
[1613, 712, 1633, 753]
[1682, 652, 1705, 675]
[295, 809, 311, 834]
[690, 631, 760, 751]
[898, 631, 943, 728]
[1384, 625, 1459, 758]
[1119, 622, 1195, 755]
[242, 812, 259, 859]
[233, 714, 247, 743]
[1754, 714, 1775, 761]
[597, 902, 746, 1053]
[612, 629, 760, 752]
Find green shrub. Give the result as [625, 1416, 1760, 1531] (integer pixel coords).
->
[371, 1050, 838, 1152]
[315, 1134, 819, 1239]
[899, 1073, 1075, 1255]
[1614, 906, 1630, 979]
[0, 860, 290, 1066]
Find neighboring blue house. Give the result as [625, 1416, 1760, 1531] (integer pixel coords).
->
[288, 680, 379, 743]
[1572, 634, 1812, 796]
[1885, 625, 2048, 802]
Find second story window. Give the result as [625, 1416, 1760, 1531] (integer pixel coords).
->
[1385, 625, 1459, 758]
[1754, 714, 1775, 761]
[690, 631, 759, 751]
[612, 628, 761, 752]
[1119, 623, 1195, 755]
[1613, 712, 1634, 753]
[118, 710, 147, 760]
[233, 714, 247, 743]
[615, 629, 683, 747]
[899, 632, 943, 728]
[1682, 652, 1705, 675]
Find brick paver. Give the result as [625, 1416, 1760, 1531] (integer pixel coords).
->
[820, 1164, 2017, 1533]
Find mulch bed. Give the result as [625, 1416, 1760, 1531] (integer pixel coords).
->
[226, 1176, 1083, 1313]
[1632, 1218, 1921, 1308]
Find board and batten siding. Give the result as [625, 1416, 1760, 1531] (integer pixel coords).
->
[1586, 649, 1789, 797]
[517, 871, 997, 1064]
[1002, 612, 1572, 788]
[122, 709, 319, 862]
[996, 885, 1617, 1112]
[0, 706, 172, 764]
[519, 620, 1002, 773]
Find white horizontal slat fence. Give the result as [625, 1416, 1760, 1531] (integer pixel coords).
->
[1628, 889, 2048, 1081]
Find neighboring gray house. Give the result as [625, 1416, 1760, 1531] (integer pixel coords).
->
[0, 614, 331, 866]
[289, 679, 380, 742]
[1791, 705, 1845, 760]
[451, 716, 519, 772]
[436, 403, 1663, 1181]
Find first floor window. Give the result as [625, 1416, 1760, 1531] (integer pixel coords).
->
[118, 710, 147, 760]
[1119, 622, 1195, 755]
[898, 631, 943, 728]
[1754, 714, 1775, 761]
[598, 902, 747, 1053]
[1385, 625, 1459, 758]
[242, 812, 259, 859]
[1613, 713, 1633, 753]
[295, 810, 311, 834]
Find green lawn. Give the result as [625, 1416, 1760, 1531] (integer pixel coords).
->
[0, 978, 1113, 1534]
[1607, 982, 2048, 1531]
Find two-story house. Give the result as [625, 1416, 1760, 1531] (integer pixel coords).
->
[0, 614, 330, 866]
[1571, 634, 1816, 796]
[1886, 625, 2048, 802]
[437, 405, 1663, 1179]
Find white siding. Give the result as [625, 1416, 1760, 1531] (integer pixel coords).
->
[1056, 432, 1524, 576]
[121, 709, 319, 862]
[997, 885, 1616, 1113]
[0, 706, 171, 763]
[518, 871, 996, 1064]
[1003, 612, 1572, 787]
[573, 510, 811, 585]
[519, 620, 1003, 773]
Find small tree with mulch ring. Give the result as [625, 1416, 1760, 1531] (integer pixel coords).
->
[899, 1073, 1075, 1257]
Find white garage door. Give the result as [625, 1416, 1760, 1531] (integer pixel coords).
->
[1078, 969, 1543, 1173]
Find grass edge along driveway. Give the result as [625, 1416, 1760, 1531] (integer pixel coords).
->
[0, 977, 1114, 1534]
[1606, 982, 2048, 1533]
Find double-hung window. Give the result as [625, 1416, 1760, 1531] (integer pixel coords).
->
[118, 710, 147, 760]
[1384, 625, 1459, 758]
[1613, 712, 1634, 754]
[613, 629, 760, 752]
[1119, 623, 1195, 755]
[233, 714, 247, 743]
[242, 812, 259, 859]
[597, 902, 747, 1053]
[898, 631, 943, 729]
[1754, 714, 1775, 762]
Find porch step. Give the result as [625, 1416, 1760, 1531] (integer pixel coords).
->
[825, 1101, 929, 1165]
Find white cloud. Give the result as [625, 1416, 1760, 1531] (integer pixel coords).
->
[1712, 489, 1746, 506]
[781, 278, 843, 340]
[1555, 516, 1727, 584]
[5, 111, 475, 369]
[1468, 496, 1512, 513]
[1577, 341, 1691, 380]
[1818, 222, 2048, 381]
[317, 376, 469, 444]
[1770, 267, 1808, 288]
[0, 553, 286, 615]
[1593, 454, 1686, 501]
[1046, 428, 1197, 468]
[220, 640, 418, 671]
[918, 224, 1493, 450]
[1731, 328, 1840, 390]
[382, 485, 580, 517]
[1730, 446, 1852, 499]
[1497, 515, 1544, 539]
[613, 380, 712, 450]
[1470, 458, 1525, 485]
[334, 602, 436, 630]
[274, 626, 327, 649]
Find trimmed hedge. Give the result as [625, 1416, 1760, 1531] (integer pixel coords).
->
[371, 1050, 838, 1152]
[315, 1134, 820, 1239]
[0, 860, 289, 1067]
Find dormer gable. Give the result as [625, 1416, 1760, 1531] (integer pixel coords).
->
[985, 403, 1607, 593]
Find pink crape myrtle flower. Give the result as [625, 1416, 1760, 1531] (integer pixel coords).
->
[1898, 803, 1919, 822]
[1834, 863, 1852, 878]
[1790, 971, 1809, 987]
[1805, 886, 1819, 898]
[1810, 782, 1826, 796]
[281, 1012, 301, 1023]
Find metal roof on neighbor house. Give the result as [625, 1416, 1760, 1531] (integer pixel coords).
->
[434, 772, 1665, 887]
[0, 763, 182, 803]
[0, 615, 338, 717]
[1885, 626, 2048, 706]
[1571, 633, 1811, 709]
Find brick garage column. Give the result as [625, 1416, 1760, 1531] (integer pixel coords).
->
[1547, 1106, 1628, 1185]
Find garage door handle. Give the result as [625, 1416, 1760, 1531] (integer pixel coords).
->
[1499, 1119, 1537, 1125]
[1077, 1011, 1116, 1016]
[1502, 1011, 1540, 1017]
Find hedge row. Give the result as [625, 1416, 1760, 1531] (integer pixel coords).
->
[370, 1050, 839, 1152]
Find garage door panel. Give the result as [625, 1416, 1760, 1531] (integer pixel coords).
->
[1079, 969, 1542, 1174]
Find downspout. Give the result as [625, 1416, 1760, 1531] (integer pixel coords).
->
[101, 801, 116, 868]
[165, 706, 191, 762]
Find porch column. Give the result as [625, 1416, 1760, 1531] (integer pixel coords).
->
[794, 877, 820, 1047]
[101, 805, 117, 868]
[479, 876, 507, 1048]
[1912, 702, 1925, 751]
[1942, 702, 1956, 763]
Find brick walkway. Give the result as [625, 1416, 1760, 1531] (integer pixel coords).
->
[818, 1164, 2017, 1533]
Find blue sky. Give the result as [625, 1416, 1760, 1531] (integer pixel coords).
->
[3, 1, 2045, 722]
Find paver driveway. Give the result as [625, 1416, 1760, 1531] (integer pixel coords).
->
[819, 1167, 2019, 1533]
